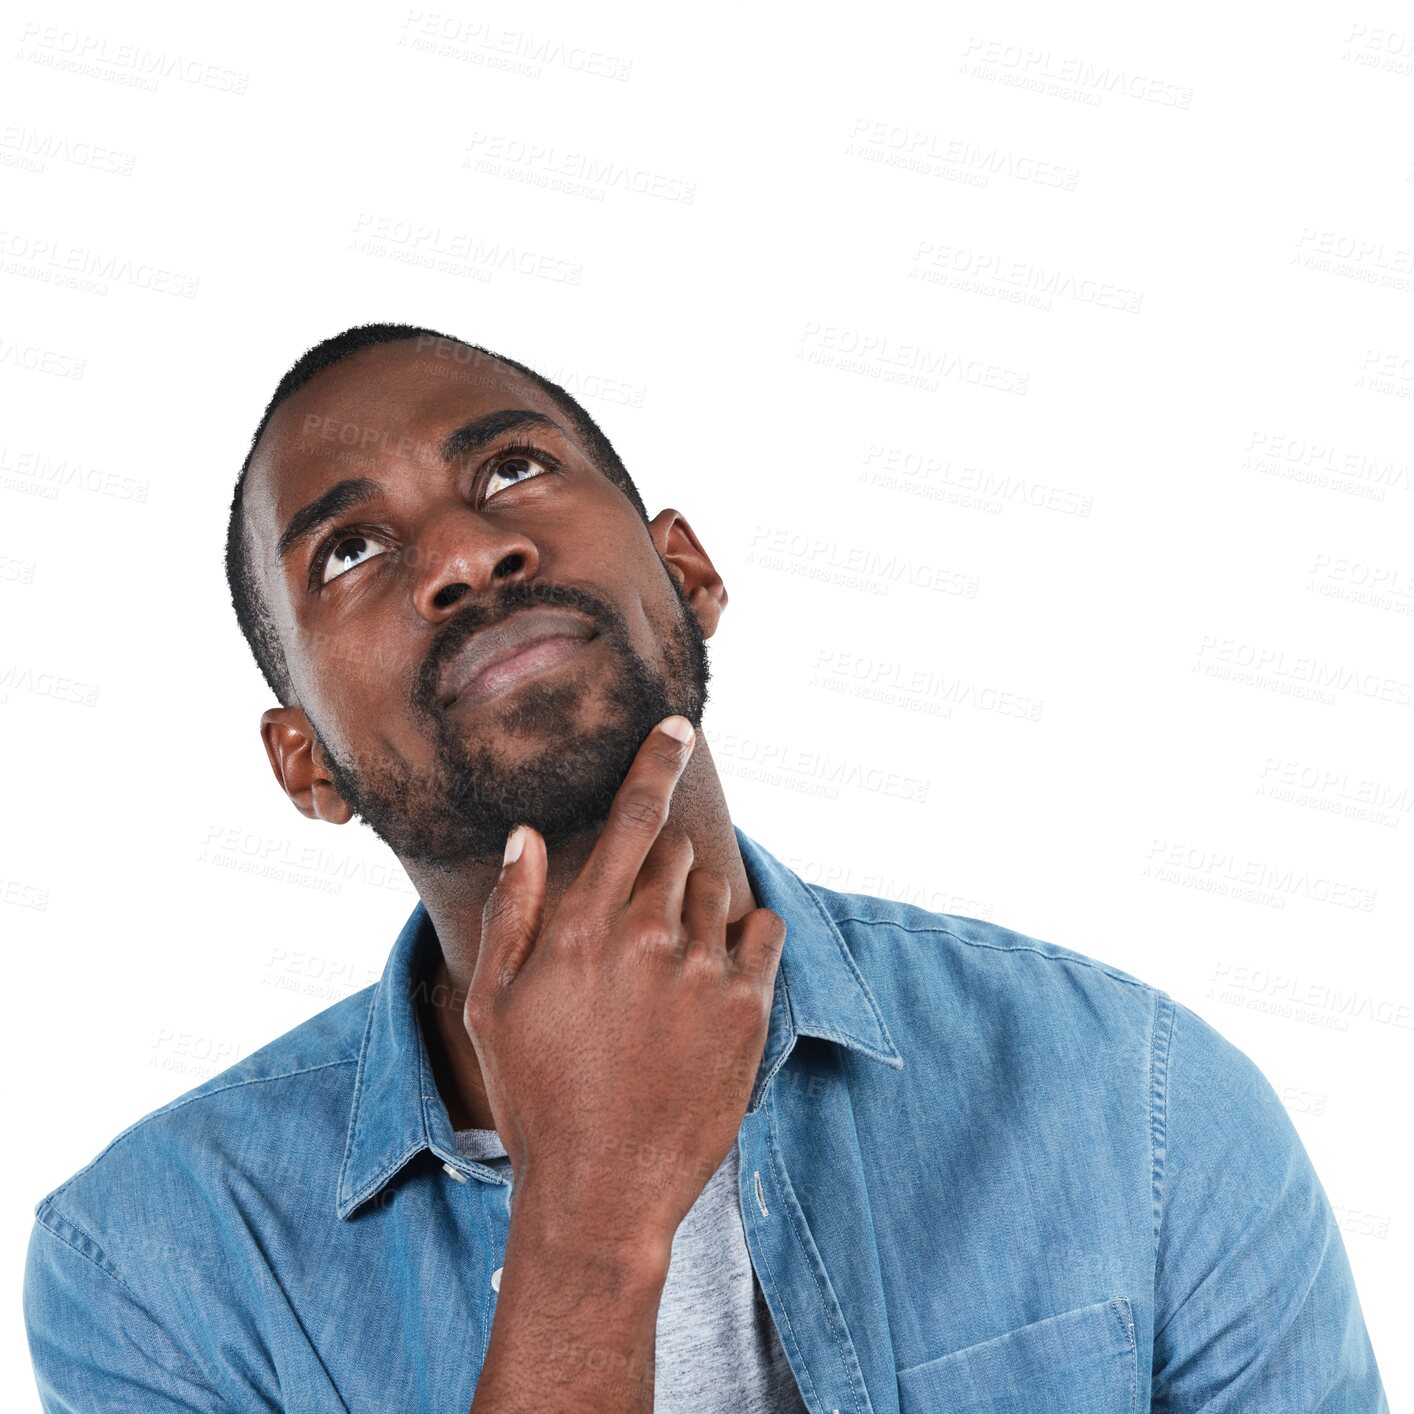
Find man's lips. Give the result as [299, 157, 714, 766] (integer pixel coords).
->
[437, 607, 596, 709]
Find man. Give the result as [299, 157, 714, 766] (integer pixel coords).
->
[24, 323, 1388, 1412]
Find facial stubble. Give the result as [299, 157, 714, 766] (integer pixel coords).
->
[308, 574, 711, 870]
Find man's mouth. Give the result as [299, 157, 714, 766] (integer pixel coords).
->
[438, 607, 597, 710]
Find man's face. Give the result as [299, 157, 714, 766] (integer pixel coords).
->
[246, 338, 712, 869]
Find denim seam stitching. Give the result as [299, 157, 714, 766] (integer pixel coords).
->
[796, 890, 906, 1063]
[34, 1205, 135, 1296]
[38, 1058, 360, 1212]
[747, 1105, 829, 1412]
[468, 1162, 498, 1377]
[763, 1101, 866, 1414]
[1150, 994, 1176, 1262]
[1107, 1295, 1138, 1414]
[34, 1205, 226, 1391]
[829, 917, 1157, 992]
[1107, 1294, 1137, 1351]
[337, 987, 386, 1210]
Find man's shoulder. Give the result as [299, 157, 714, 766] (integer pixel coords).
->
[804, 880, 1294, 1127]
[798, 880, 1171, 1062]
[807, 880, 1162, 997]
[32, 983, 377, 1229]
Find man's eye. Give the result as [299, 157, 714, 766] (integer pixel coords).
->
[321, 534, 389, 585]
[314, 449, 554, 588]
[485, 451, 554, 500]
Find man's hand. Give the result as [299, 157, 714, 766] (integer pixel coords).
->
[462, 713, 787, 1259]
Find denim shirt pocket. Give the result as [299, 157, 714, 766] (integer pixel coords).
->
[895, 1296, 1137, 1414]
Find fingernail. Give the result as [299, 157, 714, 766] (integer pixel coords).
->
[660, 715, 694, 744]
[503, 825, 526, 867]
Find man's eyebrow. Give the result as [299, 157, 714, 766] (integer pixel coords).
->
[276, 409, 568, 565]
[440, 408, 564, 463]
[277, 477, 382, 563]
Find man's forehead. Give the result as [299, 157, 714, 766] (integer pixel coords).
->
[247, 340, 560, 534]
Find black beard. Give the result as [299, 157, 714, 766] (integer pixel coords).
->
[309, 573, 711, 870]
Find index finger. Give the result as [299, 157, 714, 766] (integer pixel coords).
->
[566, 714, 696, 916]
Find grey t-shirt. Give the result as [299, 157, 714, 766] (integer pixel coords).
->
[454, 1126, 809, 1412]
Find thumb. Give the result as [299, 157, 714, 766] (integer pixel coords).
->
[475, 824, 547, 995]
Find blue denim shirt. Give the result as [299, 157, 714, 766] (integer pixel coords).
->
[24, 825, 1387, 1412]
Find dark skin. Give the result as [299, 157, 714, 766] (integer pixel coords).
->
[244, 338, 760, 1135]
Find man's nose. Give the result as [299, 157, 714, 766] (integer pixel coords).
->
[406, 504, 543, 621]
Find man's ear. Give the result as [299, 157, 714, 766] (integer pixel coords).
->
[259, 706, 353, 824]
[649, 508, 728, 639]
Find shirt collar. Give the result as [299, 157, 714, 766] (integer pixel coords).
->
[336, 823, 904, 1219]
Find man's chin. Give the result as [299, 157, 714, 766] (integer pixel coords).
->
[441, 677, 608, 752]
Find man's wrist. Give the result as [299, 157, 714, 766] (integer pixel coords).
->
[507, 1186, 675, 1291]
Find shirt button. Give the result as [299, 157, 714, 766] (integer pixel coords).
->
[491, 1266, 503, 1292]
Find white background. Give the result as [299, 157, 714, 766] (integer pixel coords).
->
[3, 1, 1410, 1406]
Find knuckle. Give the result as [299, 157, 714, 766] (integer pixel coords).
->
[553, 916, 599, 954]
[690, 866, 727, 897]
[731, 956, 774, 1001]
[663, 832, 695, 867]
[645, 743, 684, 772]
[616, 792, 666, 833]
[754, 912, 787, 952]
[481, 890, 519, 931]
[680, 939, 719, 973]
[751, 964, 777, 999]
[632, 921, 679, 952]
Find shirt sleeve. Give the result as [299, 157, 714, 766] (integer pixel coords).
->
[23, 1202, 231, 1413]
[1150, 999, 1389, 1411]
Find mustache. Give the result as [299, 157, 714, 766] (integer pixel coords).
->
[413, 581, 610, 713]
